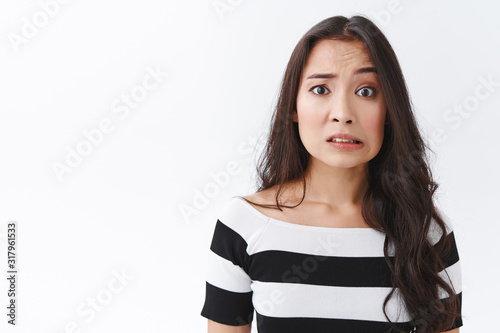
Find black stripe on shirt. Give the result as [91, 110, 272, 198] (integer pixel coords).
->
[249, 250, 393, 287]
[201, 281, 254, 326]
[442, 291, 463, 330]
[210, 219, 251, 274]
[255, 311, 416, 333]
[440, 231, 460, 267]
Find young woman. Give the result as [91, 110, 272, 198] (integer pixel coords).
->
[201, 15, 462, 333]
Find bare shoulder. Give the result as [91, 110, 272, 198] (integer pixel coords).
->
[241, 182, 306, 223]
[241, 187, 284, 222]
[243, 178, 305, 203]
[242, 182, 301, 207]
[242, 186, 277, 204]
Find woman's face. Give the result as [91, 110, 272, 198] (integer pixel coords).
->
[294, 39, 387, 170]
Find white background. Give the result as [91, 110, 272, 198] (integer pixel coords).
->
[0, 0, 498, 332]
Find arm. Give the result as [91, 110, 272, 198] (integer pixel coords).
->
[441, 328, 459, 333]
[208, 319, 251, 333]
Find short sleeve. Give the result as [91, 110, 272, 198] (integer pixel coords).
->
[429, 208, 463, 329]
[200, 201, 255, 326]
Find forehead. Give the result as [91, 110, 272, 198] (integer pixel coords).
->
[303, 39, 374, 75]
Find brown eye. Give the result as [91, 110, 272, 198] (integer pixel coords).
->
[311, 85, 330, 95]
[356, 87, 376, 97]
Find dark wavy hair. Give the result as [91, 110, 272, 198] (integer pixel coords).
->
[239, 15, 461, 332]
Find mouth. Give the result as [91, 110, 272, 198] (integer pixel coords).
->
[326, 133, 362, 144]
[326, 133, 364, 150]
[327, 138, 362, 144]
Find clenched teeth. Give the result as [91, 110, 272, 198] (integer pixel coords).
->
[329, 138, 360, 144]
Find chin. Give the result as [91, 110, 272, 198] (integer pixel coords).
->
[315, 156, 371, 169]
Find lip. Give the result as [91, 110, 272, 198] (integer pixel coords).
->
[327, 140, 364, 150]
[326, 132, 362, 143]
[327, 132, 364, 150]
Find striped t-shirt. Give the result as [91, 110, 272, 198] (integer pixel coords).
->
[200, 196, 463, 332]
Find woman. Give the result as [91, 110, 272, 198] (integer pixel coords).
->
[201, 15, 462, 333]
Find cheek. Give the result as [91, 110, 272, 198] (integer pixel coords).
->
[360, 110, 386, 141]
[298, 109, 324, 126]
[296, 95, 325, 129]
[363, 113, 385, 129]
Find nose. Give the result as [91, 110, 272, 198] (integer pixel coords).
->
[330, 93, 356, 124]
[332, 115, 354, 124]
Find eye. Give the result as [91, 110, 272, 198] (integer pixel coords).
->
[310, 85, 330, 96]
[356, 87, 377, 98]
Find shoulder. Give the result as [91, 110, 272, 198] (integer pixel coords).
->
[242, 181, 304, 208]
[240, 184, 302, 222]
[242, 186, 278, 204]
[215, 194, 270, 242]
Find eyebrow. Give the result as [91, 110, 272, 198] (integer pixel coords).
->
[306, 67, 377, 79]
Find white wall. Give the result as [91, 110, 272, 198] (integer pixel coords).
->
[0, 0, 497, 331]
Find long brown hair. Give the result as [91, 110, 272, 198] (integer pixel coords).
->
[239, 15, 461, 332]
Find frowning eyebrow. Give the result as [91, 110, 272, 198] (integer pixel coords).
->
[306, 67, 377, 79]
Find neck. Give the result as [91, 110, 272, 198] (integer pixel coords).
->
[300, 157, 370, 208]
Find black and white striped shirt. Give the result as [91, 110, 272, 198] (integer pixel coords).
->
[201, 196, 463, 332]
